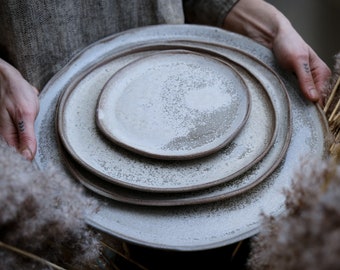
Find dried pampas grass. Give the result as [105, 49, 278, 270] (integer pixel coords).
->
[247, 157, 340, 270]
[0, 140, 101, 269]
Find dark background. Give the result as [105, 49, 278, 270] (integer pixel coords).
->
[267, 0, 340, 68]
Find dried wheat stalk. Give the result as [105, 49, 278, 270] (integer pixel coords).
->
[324, 53, 340, 159]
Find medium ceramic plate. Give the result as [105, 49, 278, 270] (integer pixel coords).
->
[96, 50, 250, 160]
[58, 56, 282, 206]
[57, 46, 280, 193]
[35, 25, 328, 250]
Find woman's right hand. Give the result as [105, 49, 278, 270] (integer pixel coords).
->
[0, 59, 40, 161]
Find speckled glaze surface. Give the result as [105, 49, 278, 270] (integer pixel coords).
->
[58, 52, 283, 206]
[56, 45, 282, 193]
[96, 50, 250, 160]
[35, 25, 328, 251]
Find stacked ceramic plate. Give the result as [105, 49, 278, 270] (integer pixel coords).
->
[35, 25, 328, 251]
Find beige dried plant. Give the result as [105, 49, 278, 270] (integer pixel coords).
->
[0, 140, 101, 269]
[324, 52, 340, 160]
[247, 157, 340, 270]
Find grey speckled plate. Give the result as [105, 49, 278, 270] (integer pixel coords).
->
[35, 25, 328, 251]
[96, 50, 250, 160]
[58, 52, 282, 206]
[56, 46, 281, 193]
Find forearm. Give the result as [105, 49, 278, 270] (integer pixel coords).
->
[0, 58, 23, 89]
[223, 0, 290, 49]
[0, 58, 11, 79]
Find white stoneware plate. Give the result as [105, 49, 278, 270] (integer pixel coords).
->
[57, 46, 280, 193]
[35, 25, 328, 250]
[96, 50, 250, 160]
[57, 56, 281, 206]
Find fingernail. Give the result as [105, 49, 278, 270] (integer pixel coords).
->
[22, 148, 33, 160]
[310, 89, 319, 100]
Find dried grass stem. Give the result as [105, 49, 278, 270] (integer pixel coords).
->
[0, 241, 66, 270]
[324, 76, 340, 115]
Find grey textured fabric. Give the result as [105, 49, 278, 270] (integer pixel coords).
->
[0, 0, 238, 89]
[183, 0, 239, 26]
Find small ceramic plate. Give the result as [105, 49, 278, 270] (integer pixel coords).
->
[96, 50, 250, 160]
[57, 47, 280, 193]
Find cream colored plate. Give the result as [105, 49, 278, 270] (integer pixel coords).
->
[57, 47, 279, 193]
[96, 50, 250, 160]
[58, 57, 281, 206]
[35, 25, 328, 250]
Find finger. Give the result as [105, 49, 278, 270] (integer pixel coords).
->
[0, 114, 19, 148]
[310, 57, 332, 103]
[17, 118, 37, 161]
[294, 61, 320, 102]
[16, 85, 40, 160]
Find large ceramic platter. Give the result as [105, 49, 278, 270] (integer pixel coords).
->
[35, 25, 328, 250]
[96, 50, 250, 160]
[57, 45, 282, 193]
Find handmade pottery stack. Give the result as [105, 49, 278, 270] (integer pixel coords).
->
[35, 25, 328, 250]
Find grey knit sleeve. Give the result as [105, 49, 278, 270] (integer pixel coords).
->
[183, 0, 239, 27]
